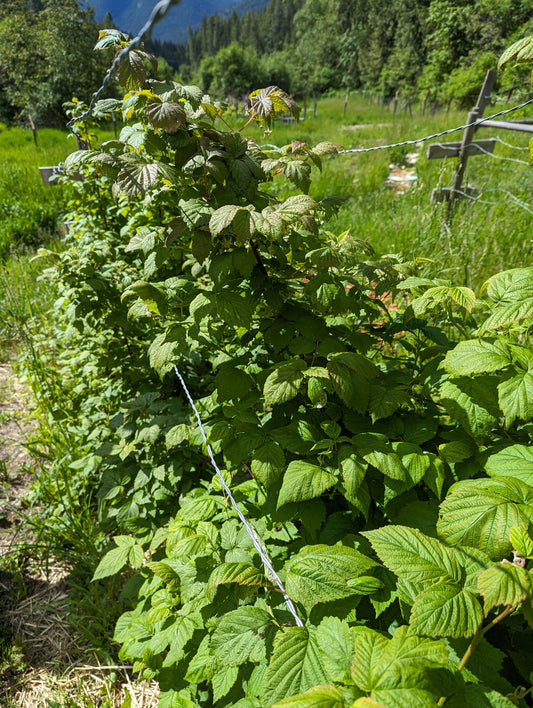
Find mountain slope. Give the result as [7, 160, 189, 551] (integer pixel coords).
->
[89, 0, 269, 44]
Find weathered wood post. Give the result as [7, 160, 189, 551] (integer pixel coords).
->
[447, 69, 496, 216]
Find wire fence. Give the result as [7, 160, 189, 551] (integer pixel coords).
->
[173, 365, 304, 627]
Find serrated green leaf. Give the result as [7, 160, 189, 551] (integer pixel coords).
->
[446, 684, 517, 708]
[409, 582, 483, 638]
[278, 461, 337, 508]
[509, 526, 533, 558]
[251, 441, 285, 487]
[264, 360, 306, 405]
[148, 327, 186, 376]
[208, 563, 268, 596]
[477, 564, 532, 613]
[210, 205, 241, 236]
[440, 377, 499, 439]
[265, 627, 328, 705]
[285, 544, 377, 606]
[316, 617, 355, 684]
[216, 289, 254, 327]
[92, 546, 130, 580]
[117, 161, 158, 198]
[211, 665, 239, 703]
[351, 626, 448, 695]
[362, 525, 463, 600]
[146, 99, 186, 133]
[437, 478, 533, 560]
[211, 606, 272, 665]
[485, 445, 533, 485]
[271, 684, 346, 708]
[442, 340, 510, 376]
[499, 36, 533, 67]
[479, 298, 533, 334]
[498, 368, 533, 426]
[484, 267, 533, 302]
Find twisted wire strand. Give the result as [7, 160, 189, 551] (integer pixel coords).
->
[68, 0, 182, 126]
[173, 365, 304, 627]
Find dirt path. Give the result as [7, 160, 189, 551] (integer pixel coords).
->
[0, 361, 159, 707]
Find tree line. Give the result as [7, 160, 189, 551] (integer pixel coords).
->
[173, 0, 533, 104]
[2, 0, 533, 127]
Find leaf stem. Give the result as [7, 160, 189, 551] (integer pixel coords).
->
[250, 239, 269, 276]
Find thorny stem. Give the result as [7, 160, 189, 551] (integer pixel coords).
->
[250, 239, 269, 276]
[437, 604, 517, 706]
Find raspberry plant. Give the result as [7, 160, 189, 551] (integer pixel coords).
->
[45, 31, 533, 708]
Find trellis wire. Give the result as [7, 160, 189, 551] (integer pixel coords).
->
[494, 136, 530, 152]
[68, 0, 182, 127]
[431, 141, 530, 166]
[173, 365, 304, 628]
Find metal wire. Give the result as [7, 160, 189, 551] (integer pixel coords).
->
[336, 96, 533, 155]
[173, 365, 304, 627]
[494, 136, 530, 152]
[68, 0, 182, 126]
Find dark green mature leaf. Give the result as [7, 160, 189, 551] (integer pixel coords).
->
[285, 544, 377, 606]
[264, 360, 306, 405]
[208, 563, 268, 596]
[118, 49, 157, 90]
[446, 684, 517, 707]
[211, 606, 272, 665]
[439, 377, 499, 439]
[409, 582, 483, 638]
[485, 445, 533, 485]
[477, 564, 532, 613]
[216, 290, 254, 327]
[122, 280, 167, 316]
[251, 441, 285, 487]
[278, 461, 337, 508]
[442, 340, 510, 376]
[146, 99, 186, 133]
[271, 685, 346, 708]
[212, 665, 239, 703]
[117, 161, 158, 198]
[210, 205, 241, 236]
[92, 545, 130, 580]
[265, 627, 328, 705]
[437, 478, 533, 560]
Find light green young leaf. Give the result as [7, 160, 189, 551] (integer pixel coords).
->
[211, 606, 272, 665]
[499, 35, 533, 67]
[264, 627, 328, 705]
[409, 582, 483, 638]
[442, 340, 510, 376]
[509, 526, 533, 558]
[271, 684, 346, 708]
[264, 360, 306, 405]
[477, 564, 532, 614]
[483, 267, 533, 302]
[278, 461, 337, 508]
[437, 478, 533, 560]
[285, 544, 377, 606]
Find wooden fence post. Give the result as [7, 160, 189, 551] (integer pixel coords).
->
[447, 69, 496, 216]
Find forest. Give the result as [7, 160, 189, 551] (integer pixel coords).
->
[2, 0, 533, 707]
